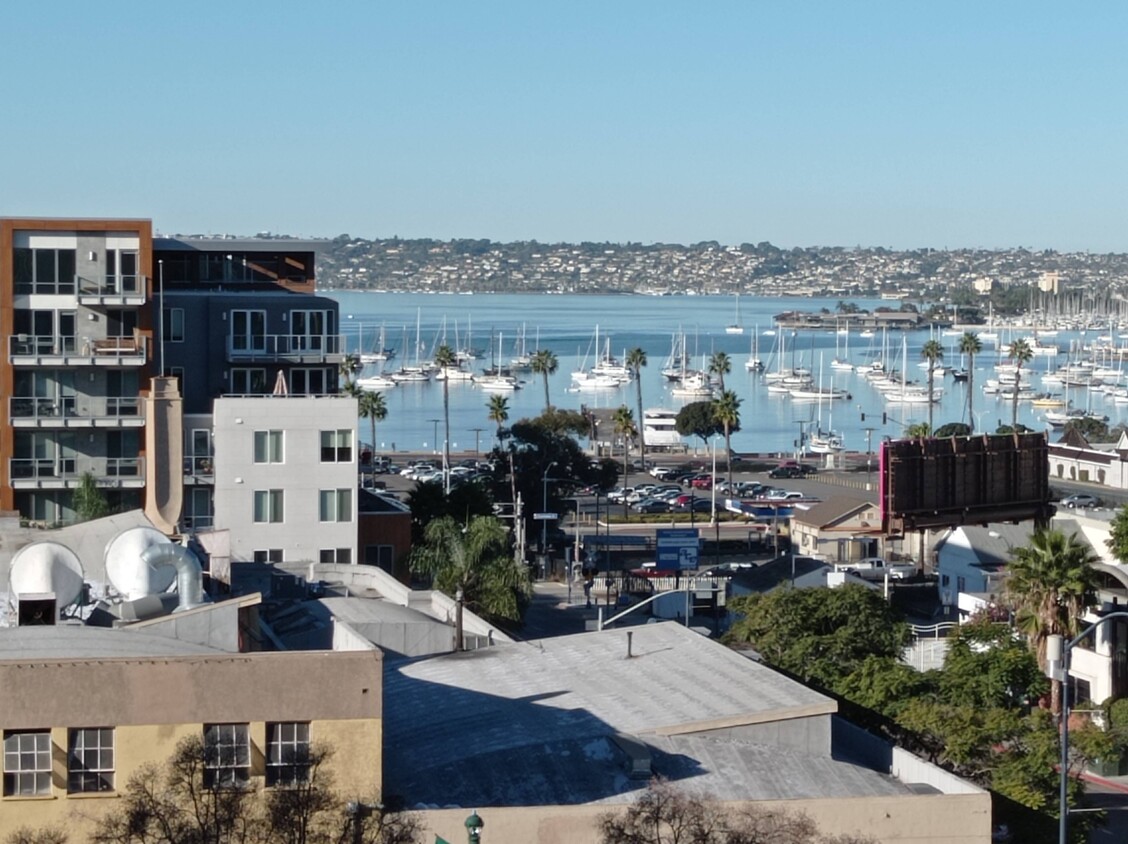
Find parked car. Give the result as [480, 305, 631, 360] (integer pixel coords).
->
[607, 487, 634, 502]
[1061, 493, 1100, 509]
[834, 557, 916, 581]
[650, 466, 676, 479]
[690, 475, 717, 490]
[764, 489, 805, 501]
[769, 465, 806, 479]
[673, 498, 713, 513]
[632, 498, 671, 514]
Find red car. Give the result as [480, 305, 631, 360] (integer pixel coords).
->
[690, 475, 716, 490]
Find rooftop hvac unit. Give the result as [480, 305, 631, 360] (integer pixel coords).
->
[9, 541, 85, 626]
[104, 527, 177, 600]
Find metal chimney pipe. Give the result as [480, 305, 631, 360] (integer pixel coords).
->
[627, 631, 633, 659]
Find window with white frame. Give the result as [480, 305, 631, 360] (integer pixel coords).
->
[163, 307, 185, 342]
[318, 548, 352, 564]
[319, 489, 352, 523]
[266, 722, 311, 787]
[230, 368, 268, 394]
[3, 730, 51, 796]
[320, 429, 352, 463]
[253, 549, 283, 564]
[203, 723, 249, 789]
[253, 430, 284, 464]
[68, 727, 114, 793]
[253, 489, 284, 523]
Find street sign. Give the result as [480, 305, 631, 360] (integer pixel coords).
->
[533, 512, 558, 520]
[656, 528, 700, 570]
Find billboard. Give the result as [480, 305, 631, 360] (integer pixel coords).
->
[656, 528, 701, 571]
[880, 432, 1053, 534]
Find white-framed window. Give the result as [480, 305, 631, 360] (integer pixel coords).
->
[253, 430, 284, 464]
[230, 310, 266, 353]
[3, 730, 51, 796]
[106, 249, 140, 293]
[163, 307, 185, 342]
[318, 548, 352, 564]
[253, 489, 284, 523]
[203, 723, 249, 789]
[68, 727, 114, 793]
[230, 368, 268, 394]
[253, 549, 283, 564]
[320, 429, 353, 463]
[319, 489, 352, 523]
[290, 368, 329, 395]
[266, 722, 311, 787]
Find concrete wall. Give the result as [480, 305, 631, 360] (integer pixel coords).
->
[419, 791, 992, 844]
[689, 712, 832, 756]
[213, 396, 358, 565]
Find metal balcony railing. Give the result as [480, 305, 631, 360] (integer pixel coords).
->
[9, 456, 145, 482]
[226, 334, 346, 361]
[9, 396, 142, 423]
[184, 455, 215, 478]
[77, 274, 145, 298]
[9, 334, 148, 363]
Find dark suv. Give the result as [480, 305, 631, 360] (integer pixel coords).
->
[768, 465, 806, 479]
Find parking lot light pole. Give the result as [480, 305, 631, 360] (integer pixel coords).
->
[1047, 610, 1128, 844]
[541, 462, 558, 554]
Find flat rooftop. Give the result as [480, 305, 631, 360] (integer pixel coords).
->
[0, 625, 227, 661]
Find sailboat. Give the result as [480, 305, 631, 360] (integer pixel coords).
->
[808, 355, 845, 453]
[745, 325, 764, 372]
[830, 322, 853, 371]
[475, 331, 520, 391]
[390, 310, 432, 382]
[725, 293, 745, 335]
[359, 322, 396, 364]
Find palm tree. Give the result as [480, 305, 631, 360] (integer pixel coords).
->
[712, 390, 742, 486]
[434, 344, 456, 493]
[1008, 337, 1034, 430]
[357, 389, 388, 458]
[708, 351, 732, 392]
[626, 347, 647, 466]
[339, 353, 362, 387]
[921, 338, 943, 434]
[959, 332, 982, 432]
[611, 405, 637, 484]
[408, 515, 532, 626]
[530, 349, 558, 412]
[1005, 528, 1099, 713]
[487, 394, 509, 444]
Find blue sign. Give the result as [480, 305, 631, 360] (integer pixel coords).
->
[656, 528, 701, 570]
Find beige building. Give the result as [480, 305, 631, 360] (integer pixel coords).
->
[0, 623, 382, 838]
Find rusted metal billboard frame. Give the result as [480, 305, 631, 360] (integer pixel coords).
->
[880, 432, 1053, 534]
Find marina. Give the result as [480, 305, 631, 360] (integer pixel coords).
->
[330, 291, 1128, 457]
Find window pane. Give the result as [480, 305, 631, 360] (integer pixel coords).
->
[254, 431, 268, 463]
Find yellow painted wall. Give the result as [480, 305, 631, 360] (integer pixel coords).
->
[0, 718, 381, 839]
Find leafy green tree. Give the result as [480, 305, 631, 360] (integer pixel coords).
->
[73, 471, 110, 522]
[357, 390, 388, 455]
[725, 584, 910, 690]
[1063, 416, 1111, 442]
[434, 344, 456, 491]
[959, 332, 982, 431]
[530, 348, 558, 411]
[408, 515, 531, 625]
[529, 407, 590, 437]
[1106, 504, 1128, 564]
[712, 390, 741, 486]
[1008, 338, 1033, 429]
[626, 347, 648, 464]
[708, 350, 732, 392]
[937, 618, 1046, 710]
[906, 422, 931, 438]
[1005, 528, 1099, 713]
[835, 655, 931, 718]
[405, 478, 495, 543]
[487, 393, 509, 443]
[921, 338, 943, 433]
[933, 422, 971, 438]
[675, 401, 722, 446]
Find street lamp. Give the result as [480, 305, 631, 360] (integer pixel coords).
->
[541, 461, 558, 556]
[465, 810, 484, 844]
[427, 418, 440, 454]
[1046, 610, 1128, 844]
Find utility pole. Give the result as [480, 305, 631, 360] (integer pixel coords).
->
[863, 426, 876, 487]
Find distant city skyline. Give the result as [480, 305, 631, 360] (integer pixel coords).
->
[3, 2, 1127, 252]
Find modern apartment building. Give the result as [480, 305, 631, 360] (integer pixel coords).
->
[0, 219, 154, 525]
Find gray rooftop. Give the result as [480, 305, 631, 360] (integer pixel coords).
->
[940, 522, 1033, 568]
[0, 625, 227, 661]
[383, 623, 910, 807]
[155, 236, 325, 253]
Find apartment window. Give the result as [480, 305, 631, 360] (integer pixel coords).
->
[319, 489, 352, 523]
[3, 730, 51, 796]
[320, 429, 352, 463]
[203, 724, 249, 789]
[253, 549, 283, 564]
[290, 368, 328, 395]
[253, 489, 284, 523]
[319, 548, 352, 564]
[230, 309, 267, 353]
[364, 544, 394, 572]
[106, 249, 139, 293]
[230, 368, 268, 394]
[253, 430, 284, 464]
[14, 247, 76, 294]
[266, 722, 311, 787]
[163, 307, 185, 342]
[68, 727, 114, 793]
[957, 576, 967, 593]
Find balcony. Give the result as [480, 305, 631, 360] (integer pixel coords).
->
[10, 334, 148, 367]
[10, 396, 143, 428]
[183, 455, 215, 484]
[76, 274, 147, 307]
[226, 333, 346, 364]
[9, 457, 145, 489]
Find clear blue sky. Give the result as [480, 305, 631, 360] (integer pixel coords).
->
[3, 1, 1126, 251]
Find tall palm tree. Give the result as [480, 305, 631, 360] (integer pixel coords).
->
[339, 353, 362, 387]
[434, 344, 456, 493]
[611, 405, 637, 484]
[1008, 337, 1034, 430]
[626, 347, 647, 466]
[920, 338, 943, 434]
[357, 389, 387, 458]
[487, 394, 509, 444]
[959, 332, 982, 432]
[712, 390, 742, 486]
[408, 515, 532, 626]
[530, 349, 558, 412]
[708, 351, 732, 392]
[1005, 528, 1099, 713]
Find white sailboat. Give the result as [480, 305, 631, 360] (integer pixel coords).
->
[745, 325, 764, 372]
[725, 293, 744, 335]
